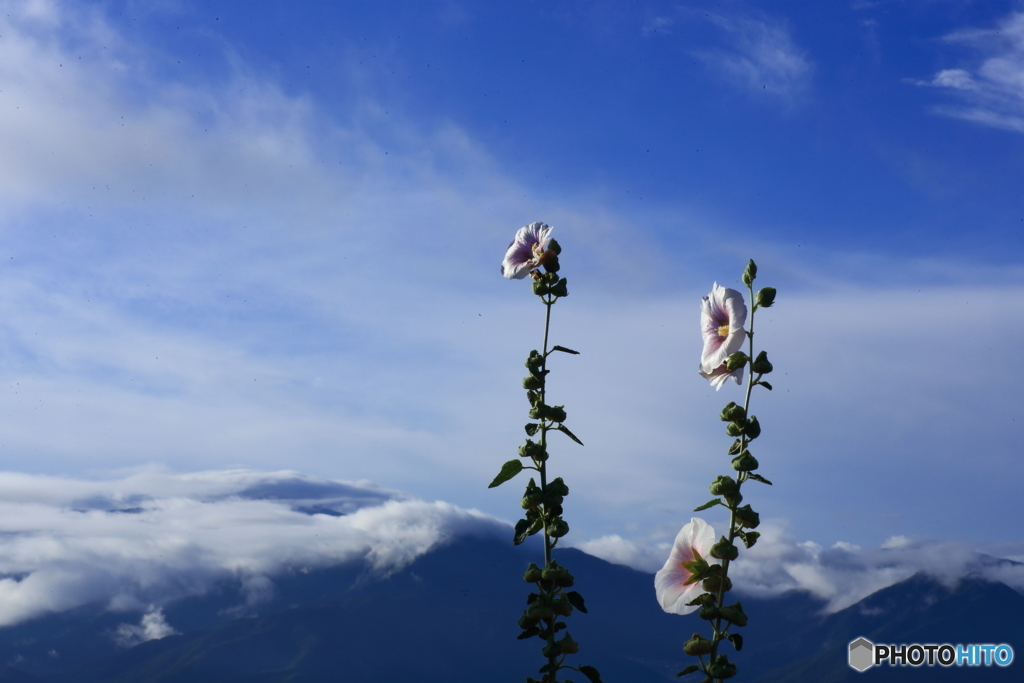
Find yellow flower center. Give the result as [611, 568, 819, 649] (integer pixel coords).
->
[717, 324, 730, 338]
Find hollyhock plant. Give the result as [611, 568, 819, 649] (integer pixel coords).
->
[490, 223, 603, 683]
[699, 283, 748, 389]
[501, 221, 553, 279]
[664, 260, 776, 683]
[655, 518, 718, 615]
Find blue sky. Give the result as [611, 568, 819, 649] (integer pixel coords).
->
[0, 0, 1022, 628]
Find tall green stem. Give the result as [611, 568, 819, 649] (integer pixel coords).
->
[540, 297, 553, 568]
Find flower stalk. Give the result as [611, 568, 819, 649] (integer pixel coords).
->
[490, 223, 603, 683]
[658, 260, 776, 682]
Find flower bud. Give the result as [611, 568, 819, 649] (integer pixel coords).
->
[745, 416, 761, 439]
[543, 255, 560, 274]
[734, 504, 761, 529]
[557, 633, 579, 655]
[542, 270, 559, 285]
[723, 491, 743, 508]
[547, 477, 570, 497]
[731, 451, 758, 472]
[546, 405, 567, 423]
[532, 280, 550, 296]
[751, 350, 773, 374]
[725, 420, 747, 437]
[683, 633, 713, 656]
[526, 602, 553, 621]
[710, 536, 739, 561]
[725, 352, 749, 371]
[522, 375, 543, 390]
[518, 440, 545, 460]
[523, 563, 543, 583]
[518, 612, 541, 629]
[546, 518, 570, 538]
[719, 402, 746, 422]
[720, 601, 749, 627]
[547, 238, 562, 255]
[702, 572, 733, 594]
[698, 602, 720, 621]
[541, 641, 562, 658]
[541, 563, 574, 587]
[549, 278, 568, 298]
[707, 654, 738, 679]
[525, 351, 543, 371]
[551, 597, 573, 617]
[742, 259, 757, 286]
[755, 287, 776, 308]
[709, 475, 739, 496]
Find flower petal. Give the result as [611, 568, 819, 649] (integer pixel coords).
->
[700, 283, 747, 372]
[654, 518, 719, 615]
[500, 222, 553, 279]
[698, 363, 744, 390]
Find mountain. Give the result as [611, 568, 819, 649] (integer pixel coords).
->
[748, 572, 1024, 683]
[0, 535, 1020, 682]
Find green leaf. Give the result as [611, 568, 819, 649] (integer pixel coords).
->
[740, 531, 760, 549]
[488, 460, 523, 488]
[557, 424, 584, 446]
[517, 626, 540, 640]
[566, 590, 588, 614]
[525, 423, 540, 436]
[579, 665, 603, 683]
[759, 381, 773, 391]
[728, 633, 744, 651]
[694, 498, 722, 512]
[550, 345, 580, 355]
[676, 665, 701, 677]
[747, 473, 773, 485]
[514, 518, 543, 545]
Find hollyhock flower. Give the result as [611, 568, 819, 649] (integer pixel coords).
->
[501, 222, 553, 279]
[654, 517, 718, 615]
[699, 283, 747, 388]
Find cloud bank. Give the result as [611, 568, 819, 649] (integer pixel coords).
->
[0, 467, 1019, 635]
[576, 521, 1024, 614]
[0, 469, 505, 628]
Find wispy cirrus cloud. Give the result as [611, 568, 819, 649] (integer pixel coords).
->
[695, 10, 812, 100]
[642, 7, 812, 100]
[912, 12, 1024, 133]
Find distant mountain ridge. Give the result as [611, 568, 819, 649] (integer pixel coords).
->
[0, 536, 1019, 682]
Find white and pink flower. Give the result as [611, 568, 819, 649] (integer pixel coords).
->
[654, 517, 718, 615]
[501, 222, 553, 280]
[698, 283, 747, 389]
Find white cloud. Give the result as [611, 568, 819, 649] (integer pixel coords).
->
[694, 10, 813, 99]
[113, 607, 179, 648]
[577, 519, 1024, 613]
[0, 469, 506, 628]
[913, 12, 1024, 132]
